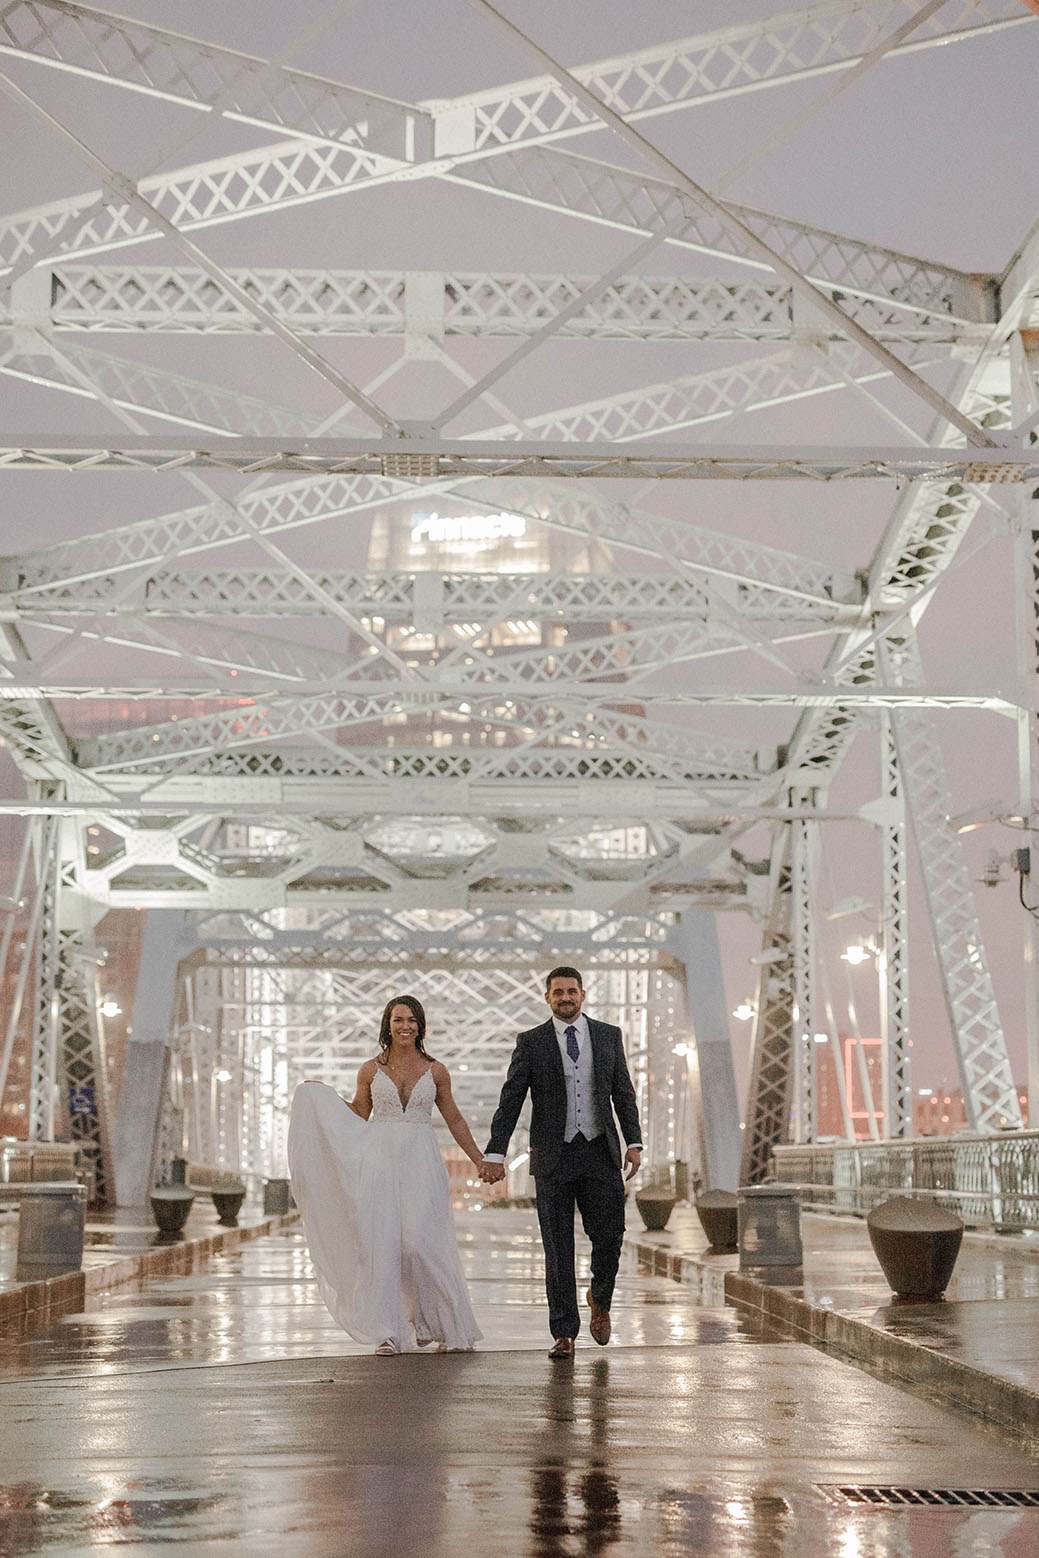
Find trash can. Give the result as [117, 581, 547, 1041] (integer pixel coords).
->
[737, 1183, 803, 1269]
[263, 1177, 292, 1216]
[15, 1181, 87, 1280]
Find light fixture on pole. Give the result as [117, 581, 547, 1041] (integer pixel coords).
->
[840, 942, 877, 967]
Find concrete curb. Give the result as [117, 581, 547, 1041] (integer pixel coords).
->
[630, 1234, 1039, 1442]
[0, 1211, 299, 1336]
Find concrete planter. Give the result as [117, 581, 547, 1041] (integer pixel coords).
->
[211, 1186, 246, 1226]
[149, 1187, 195, 1239]
[867, 1195, 963, 1300]
[635, 1188, 677, 1231]
[694, 1189, 738, 1252]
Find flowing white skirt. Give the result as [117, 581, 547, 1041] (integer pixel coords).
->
[287, 1082, 482, 1351]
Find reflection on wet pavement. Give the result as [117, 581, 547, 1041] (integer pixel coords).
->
[2, 1208, 1038, 1556]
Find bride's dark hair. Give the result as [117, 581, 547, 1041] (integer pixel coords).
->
[377, 994, 430, 1062]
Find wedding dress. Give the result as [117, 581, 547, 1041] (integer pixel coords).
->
[287, 1069, 482, 1351]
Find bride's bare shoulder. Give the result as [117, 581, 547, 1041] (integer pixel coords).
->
[357, 1057, 380, 1080]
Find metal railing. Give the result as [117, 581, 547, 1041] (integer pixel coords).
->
[771, 1132, 1039, 1230]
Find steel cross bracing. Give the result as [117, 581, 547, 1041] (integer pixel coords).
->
[878, 710, 911, 1138]
[50, 807, 760, 915]
[0, 0, 425, 156]
[0, 337, 348, 440]
[3, 0, 1023, 155]
[1, 5, 1035, 1164]
[0, 330, 949, 447]
[4, 437, 1037, 481]
[5, 567, 858, 626]
[0, 5, 1017, 327]
[3, 477, 860, 610]
[763, 251, 1038, 1136]
[887, 637, 1022, 1131]
[739, 834, 795, 1184]
[0, 2, 1020, 306]
[20, 267, 986, 343]
[790, 796, 821, 1145]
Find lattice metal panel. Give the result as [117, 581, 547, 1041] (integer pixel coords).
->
[5, 471, 406, 591]
[39, 267, 980, 342]
[0, 0, 423, 155]
[7, 436, 1031, 480]
[1, 341, 328, 439]
[54, 915, 114, 1205]
[887, 635, 1022, 1132]
[790, 802, 821, 1145]
[452, 145, 993, 321]
[740, 837, 794, 1185]
[478, 341, 942, 444]
[878, 709, 911, 1136]
[0, 473, 862, 609]
[27, 815, 60, 1143]
[451, 0, 1023, 160]
[11, 564, 850, 626]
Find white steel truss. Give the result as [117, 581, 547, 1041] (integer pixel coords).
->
[2, 435, 1035, 481]
[12, 266, 990, 343]
[1, 3, 1035, 1195]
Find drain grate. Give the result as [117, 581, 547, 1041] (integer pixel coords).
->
[823, 1487, 1039, 1509]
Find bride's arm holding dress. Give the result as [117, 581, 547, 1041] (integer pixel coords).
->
[345, 1058, 377, 1119]
[430, 1060, 484, 1166]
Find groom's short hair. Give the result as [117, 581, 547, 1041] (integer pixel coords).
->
[545, 965, 583, 991]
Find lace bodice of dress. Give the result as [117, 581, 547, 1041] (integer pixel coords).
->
[370, 1063, 436, 1124]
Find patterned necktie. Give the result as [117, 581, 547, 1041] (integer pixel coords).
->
[565, 1024, 579, 1063]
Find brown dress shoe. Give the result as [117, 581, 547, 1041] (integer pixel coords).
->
[548, 1337, 575, 1360]
[586, 1288, 611, 1346]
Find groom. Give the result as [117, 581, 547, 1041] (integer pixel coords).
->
[481, 967, 642, 1358]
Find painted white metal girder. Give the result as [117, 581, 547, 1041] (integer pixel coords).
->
[1, 434, 1035, 480]
[21, 266, 989, 342]
[0, 0, 425, 155]
[6, 566, 859, 624]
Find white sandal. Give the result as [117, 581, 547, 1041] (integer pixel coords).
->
[374, 1340, 400, 1356]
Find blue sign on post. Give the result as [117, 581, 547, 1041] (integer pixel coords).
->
[68, 1085, 96, 1116]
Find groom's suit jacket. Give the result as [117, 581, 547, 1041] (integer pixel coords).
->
[486, 1017, 642, 1180]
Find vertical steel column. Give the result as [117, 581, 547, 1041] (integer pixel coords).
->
[740, 829, 794, 1185]
[878, 708, 911, 1136]
[790, 797, 821, 1144]
[886, 632, 1022, 1132]
[28, 816, 60, 1144]
[1011, 329, 1039, 1128]
[114, 909, 185, 1204]
[1014, 494, 1039, 1124]
[52, 833, 115, 1205]
[669, 910, 741, 1192]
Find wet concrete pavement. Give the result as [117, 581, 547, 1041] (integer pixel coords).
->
[3, 1207, 1039, 1555]
[632, 1207, 1039, 1417]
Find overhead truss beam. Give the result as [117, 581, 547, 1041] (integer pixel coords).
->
[1, 435, 1034, 481]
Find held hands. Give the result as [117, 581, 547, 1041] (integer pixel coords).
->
[479, 1160, 506, 1184]
[623, 1147, 642, 1181]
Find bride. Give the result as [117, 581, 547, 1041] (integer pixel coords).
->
[287, 994, 484, 1355]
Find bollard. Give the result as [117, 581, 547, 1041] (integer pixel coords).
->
[737, 1183, 803, 1269]
[15, 1181, 87, 1280]
[263, 1177, 292, 1216]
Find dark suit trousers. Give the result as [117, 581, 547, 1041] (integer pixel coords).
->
[535, 1132, 627, 1339]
